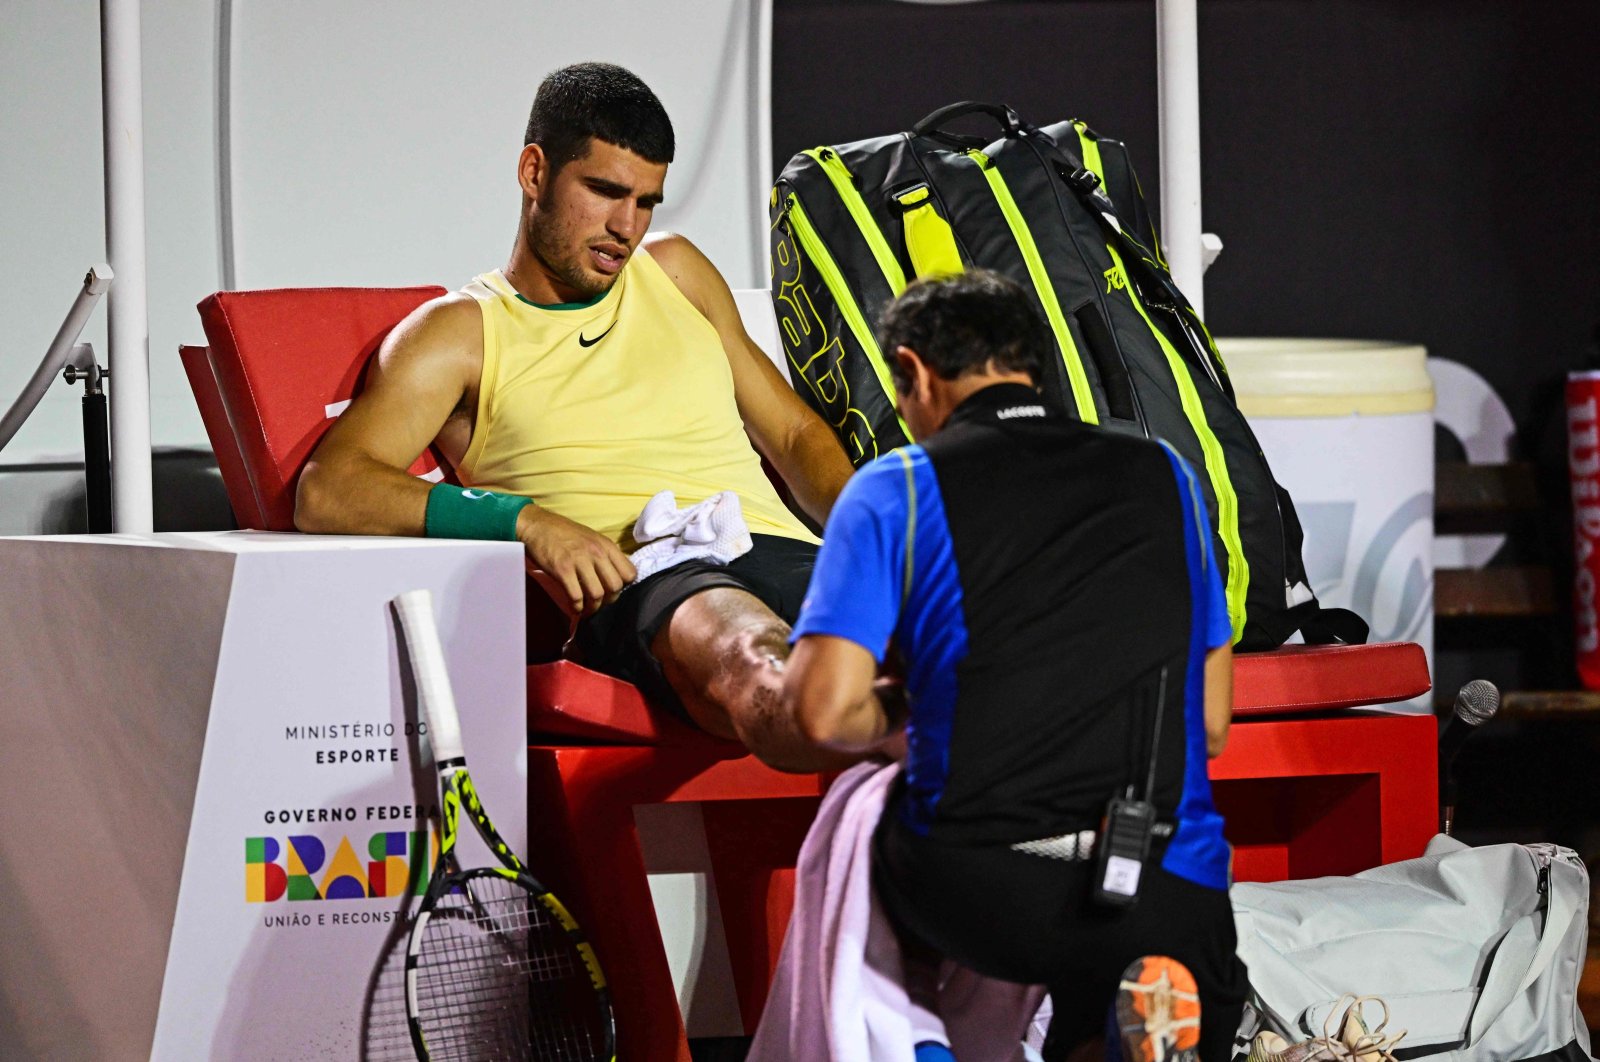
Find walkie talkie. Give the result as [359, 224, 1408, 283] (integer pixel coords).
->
[1093, 668, 1168, 909]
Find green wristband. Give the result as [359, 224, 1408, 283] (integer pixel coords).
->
[423, 484, 532, 541]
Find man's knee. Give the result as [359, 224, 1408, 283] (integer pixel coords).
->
[693, 614, 790, 724]
[655, 589, 787, 681]
[650, 590, 788, 723]
[653, 594, 848, 769]
[722, 616, 791, 675]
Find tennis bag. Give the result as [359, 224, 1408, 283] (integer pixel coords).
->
[768, 101, 1365, 650]
[1230, 835, 1592, 1061]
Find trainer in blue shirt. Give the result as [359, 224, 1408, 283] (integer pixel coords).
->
[780, 271, 1248, 1062]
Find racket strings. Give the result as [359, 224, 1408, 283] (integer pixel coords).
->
[413, 874, 606, 1060]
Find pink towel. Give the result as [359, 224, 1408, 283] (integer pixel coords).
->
[750, 760, 1047, 1061]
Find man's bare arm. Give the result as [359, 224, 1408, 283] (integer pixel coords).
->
[295, 295, 482, 537]
[1203, 644, 1233, 758]
[782, 634, 902, 757]
[645, 234, 853, 525]
[294, 295, 634, 614]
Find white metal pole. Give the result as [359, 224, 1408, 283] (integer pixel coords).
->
[102, 0, 154, 533]
[1157, 0, 1206, 317]
[752, 0, 774, 287]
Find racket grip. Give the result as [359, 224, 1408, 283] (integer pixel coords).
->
[392, 589, 465, 764]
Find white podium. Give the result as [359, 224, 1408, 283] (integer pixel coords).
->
[0, 533, 526, 1061]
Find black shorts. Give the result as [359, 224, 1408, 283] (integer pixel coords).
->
[569, 533, 819, 720]
[873, 798, 1249, 1062]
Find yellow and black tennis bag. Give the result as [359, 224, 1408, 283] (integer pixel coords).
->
[769, 101, 1365, 651]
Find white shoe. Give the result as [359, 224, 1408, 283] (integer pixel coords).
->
[1245, 995, 1405, 1062]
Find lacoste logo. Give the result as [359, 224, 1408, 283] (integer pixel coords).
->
[996, 405, 1046, 420]
[578, 323, 616, 347]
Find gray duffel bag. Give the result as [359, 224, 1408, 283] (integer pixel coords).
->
[1231, 835, 1592, 1060]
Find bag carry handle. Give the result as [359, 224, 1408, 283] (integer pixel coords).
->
[912, 100, 1027, 148]
[912, 103, 1227, 396]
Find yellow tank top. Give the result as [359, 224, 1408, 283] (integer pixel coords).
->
[457, 253, 817, 549]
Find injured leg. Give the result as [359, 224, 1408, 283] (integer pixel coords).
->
[652, 586, 859, 772]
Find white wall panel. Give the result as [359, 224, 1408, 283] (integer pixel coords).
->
[1, 0, 769, 467]
[225, 0, 768, 290]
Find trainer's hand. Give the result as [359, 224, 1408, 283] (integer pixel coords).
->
[871, 674, 909, 762]
[516, 506, 636, 616]
[876, 728, 909, 764]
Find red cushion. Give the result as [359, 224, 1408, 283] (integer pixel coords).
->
[1233, 642, 1430, 716]
[194, 287, 450, 530]
[529, 642, 1432, 745]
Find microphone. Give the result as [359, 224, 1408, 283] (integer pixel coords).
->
[1439, 679, 1500, 761]
[1439, 679, 1500, 835]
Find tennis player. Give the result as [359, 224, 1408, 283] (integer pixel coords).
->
[780, 271, 1249, 1060]
[295, 63, 854, 771]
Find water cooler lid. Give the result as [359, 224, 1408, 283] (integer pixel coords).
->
[1214, 338, 1435, 416]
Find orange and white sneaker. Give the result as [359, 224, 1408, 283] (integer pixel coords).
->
[1116, 955, 1203, 1062]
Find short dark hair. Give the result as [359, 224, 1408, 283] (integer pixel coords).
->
[524, 62, 675, 171]
[877, 271, 1049, 391]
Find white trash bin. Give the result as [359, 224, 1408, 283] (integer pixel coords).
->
[1217, 339, 1436, 712]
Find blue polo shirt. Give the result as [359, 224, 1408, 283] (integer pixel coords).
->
[791, 383, 1232, 890]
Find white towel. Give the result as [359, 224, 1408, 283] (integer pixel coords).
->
[627, 490, 753, 582]
[749, 760, 1046, 1061]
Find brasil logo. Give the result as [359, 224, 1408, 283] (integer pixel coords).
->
[245, 830, 437, 902]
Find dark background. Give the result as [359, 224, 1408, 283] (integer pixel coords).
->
[774, 0, 1600, 432]
[773, 0, 1600, 852]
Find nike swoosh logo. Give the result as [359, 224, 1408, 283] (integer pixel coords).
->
[578, 323, 616, 347]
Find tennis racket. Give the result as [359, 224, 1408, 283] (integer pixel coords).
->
[393, 589, 616, 1062]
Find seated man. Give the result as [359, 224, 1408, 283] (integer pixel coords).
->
[295, 62, 854, 770]
[780, 272, 1249, 1060]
